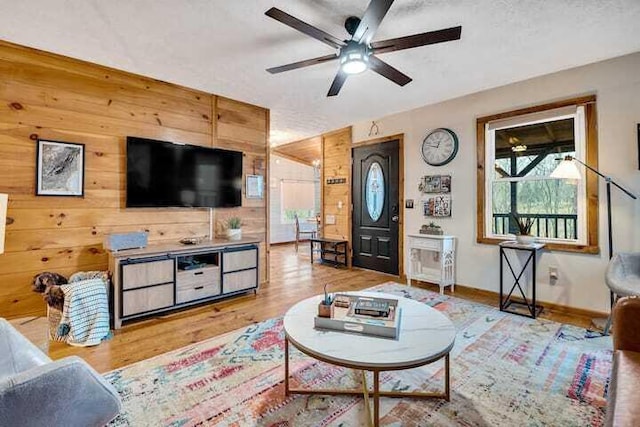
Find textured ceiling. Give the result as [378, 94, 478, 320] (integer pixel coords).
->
[1, 0, 639, 145]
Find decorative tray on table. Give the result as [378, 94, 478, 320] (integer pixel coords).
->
[314, 294, 401, 339]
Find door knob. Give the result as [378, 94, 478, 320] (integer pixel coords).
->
[391, 215, 399, 222]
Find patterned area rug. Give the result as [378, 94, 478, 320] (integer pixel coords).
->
[105, 282, 612, 426]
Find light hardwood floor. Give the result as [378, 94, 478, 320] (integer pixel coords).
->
[35, 243, 595, 373]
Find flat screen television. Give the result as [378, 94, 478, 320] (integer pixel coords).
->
[126, 136, 242, 208]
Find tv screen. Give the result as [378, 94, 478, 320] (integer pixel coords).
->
[126, 137, 242, 208]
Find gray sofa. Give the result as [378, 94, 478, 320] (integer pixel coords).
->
[0, 318, 121, 426]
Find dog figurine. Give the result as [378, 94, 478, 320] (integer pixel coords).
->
[32, 272, 68, 311]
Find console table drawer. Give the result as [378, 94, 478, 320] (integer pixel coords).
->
[176, 266, 221, 304]
[122, 283, 174, 317]
[122, 259, 174, 290]
[177, 266, 220, 289]
[410, 238, 441, 251]
[176, 281, 221, 304]
[223, 249, 258, 272]
[223, 269, 257, 293]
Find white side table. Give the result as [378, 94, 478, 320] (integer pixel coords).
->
[407, 234, 456, 294]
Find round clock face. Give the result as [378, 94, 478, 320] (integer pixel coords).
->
[421, 128, 459, 166]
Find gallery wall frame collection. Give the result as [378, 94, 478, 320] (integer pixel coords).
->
[419, 174, 451, 217]
[36, 139, 85, 197]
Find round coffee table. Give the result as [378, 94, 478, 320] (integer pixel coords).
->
[283, 291, 456, 427]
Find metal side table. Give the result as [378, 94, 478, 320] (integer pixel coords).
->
[499, 241, 545, 319]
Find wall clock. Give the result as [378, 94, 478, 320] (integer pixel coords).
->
[421, 128, 459, 166]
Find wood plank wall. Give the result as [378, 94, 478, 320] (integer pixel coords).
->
[213, 97, 269, 283]
[321, 127, 352, 262]
[0, 40, 269, 318]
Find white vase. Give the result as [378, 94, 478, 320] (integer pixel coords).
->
[226, 228, 242, 241]
[515, 234, 536, 244]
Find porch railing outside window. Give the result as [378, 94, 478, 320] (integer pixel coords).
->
[492, 213, 578, 240]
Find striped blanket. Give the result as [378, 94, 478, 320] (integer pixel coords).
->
[59, 278, 110, 347]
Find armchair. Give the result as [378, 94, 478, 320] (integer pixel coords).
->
[604, 252, 640, 334]
[0, 318, 121, 427]
[605, 296, 640, 427]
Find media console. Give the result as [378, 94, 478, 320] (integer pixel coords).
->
[108, 238, 260, 329]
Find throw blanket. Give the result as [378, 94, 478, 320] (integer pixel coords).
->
[58, 278, 110, 347]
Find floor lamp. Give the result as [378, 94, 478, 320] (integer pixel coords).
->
[551, 155, 637, 330]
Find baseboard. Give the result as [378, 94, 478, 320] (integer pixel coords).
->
[409, 279, 608, 319]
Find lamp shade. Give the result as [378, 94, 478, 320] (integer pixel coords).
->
[551, 158, 582, 180]
[0, 193, 7, 254]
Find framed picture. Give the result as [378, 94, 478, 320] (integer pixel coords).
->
[246, 174, 264, 199]
[423, 195, 452, 217]
[36, 140, 85, 197]
[418, 175, 451, 194]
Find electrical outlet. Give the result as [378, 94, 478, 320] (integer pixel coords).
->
[549, 266, 558, 283]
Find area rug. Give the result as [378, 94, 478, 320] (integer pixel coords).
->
[105, 282, 612, 426]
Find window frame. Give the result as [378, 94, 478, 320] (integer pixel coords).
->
[476, 95, 599, 254]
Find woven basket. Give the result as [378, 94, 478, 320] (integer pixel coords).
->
[45, 270, 111, 342]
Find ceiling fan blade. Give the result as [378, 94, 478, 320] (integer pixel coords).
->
[327, 71, 348, 97]
[267, 54, 338, 74]
[368, 55, 412, 86]
[371, 26, 462, 55]
[265, 7, 345, 50]
[352, 0, 395, 45]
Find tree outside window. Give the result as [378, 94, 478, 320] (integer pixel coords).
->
[476, 96, 599, 253]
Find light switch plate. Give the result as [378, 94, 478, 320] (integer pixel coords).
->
[325, 214, 336, 225]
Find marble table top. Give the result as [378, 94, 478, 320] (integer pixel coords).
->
[283, 291, 456, 370]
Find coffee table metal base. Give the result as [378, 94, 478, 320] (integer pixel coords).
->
[284, 336, 450, 427]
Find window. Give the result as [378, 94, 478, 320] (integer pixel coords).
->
[366, 161, 385, 221]
[477, 96, 599, 253]
[280, 180, 316, 224]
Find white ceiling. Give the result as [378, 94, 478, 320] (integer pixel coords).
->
[1, 1, 639, 145]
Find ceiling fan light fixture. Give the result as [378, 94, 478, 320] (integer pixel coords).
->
[340, 51, 368, 74]
[340, 41, 369, 74]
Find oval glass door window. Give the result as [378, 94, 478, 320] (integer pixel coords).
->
[365, 162, 385, 221]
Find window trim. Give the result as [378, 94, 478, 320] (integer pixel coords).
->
[476, 95, 599, 254]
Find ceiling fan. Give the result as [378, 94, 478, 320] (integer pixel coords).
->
[265, 0, 462, 97]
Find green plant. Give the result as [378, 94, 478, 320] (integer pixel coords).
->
[428, 221, 441, 228]
[227, 216, 242, 230]
[511, 213, 534, 235]
[322, 283, 333, 305]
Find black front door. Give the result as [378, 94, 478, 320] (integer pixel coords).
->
[352, 140, 400, 275]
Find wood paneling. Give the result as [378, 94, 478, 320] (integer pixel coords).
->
[321, 128, 352, 264]
[272, 136, 322, 166]
[213, 97, 269, 283]
[0, 40, 269, 318]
